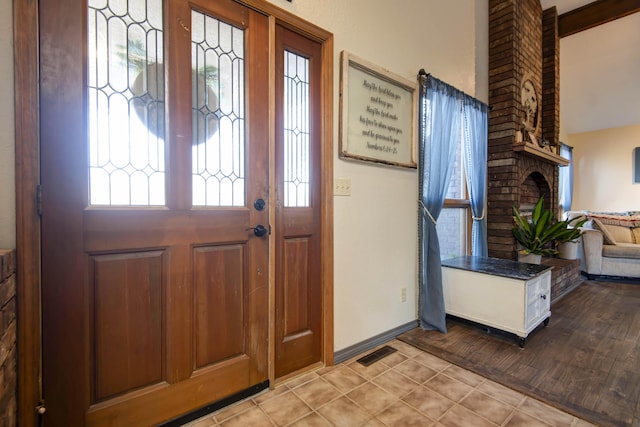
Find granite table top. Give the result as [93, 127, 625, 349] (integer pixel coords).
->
[441, 256, 552, 281]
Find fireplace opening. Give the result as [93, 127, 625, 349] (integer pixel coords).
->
[519, 172, 551, 215]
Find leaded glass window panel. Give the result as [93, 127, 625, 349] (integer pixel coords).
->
[283, 51, 310, 207]
[88, 0, 165, 206]
[191, 10, 245, 207]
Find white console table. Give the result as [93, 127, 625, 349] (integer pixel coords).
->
[441, 256, 552, 348]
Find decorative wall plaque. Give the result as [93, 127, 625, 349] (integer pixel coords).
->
[339, 51, 417, 168]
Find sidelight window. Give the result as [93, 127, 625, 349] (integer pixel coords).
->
[283, 51, 310, 208]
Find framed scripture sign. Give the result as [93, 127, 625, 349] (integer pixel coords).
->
[339, 51, 417, 168]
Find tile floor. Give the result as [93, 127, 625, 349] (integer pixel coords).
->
[182, 339, 596, 427]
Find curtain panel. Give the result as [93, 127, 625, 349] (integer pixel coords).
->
[418, 76, 461, 332]
[418, 73, 488, 333]
[462, 97, 489, 257]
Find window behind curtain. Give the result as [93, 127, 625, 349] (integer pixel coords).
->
[559, 143, 573, 214]
[437, 134, 471, 259]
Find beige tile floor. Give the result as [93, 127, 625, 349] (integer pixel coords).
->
[182, 339, 596, 427]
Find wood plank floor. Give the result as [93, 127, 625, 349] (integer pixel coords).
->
[398, 279, 640, 427]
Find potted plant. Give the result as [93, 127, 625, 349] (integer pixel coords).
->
[555, 216, 587, 260]
[512, 197, 568, 264]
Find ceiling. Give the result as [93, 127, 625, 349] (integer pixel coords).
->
[540, 0, 640, 136]
[540, 0, 593, 14]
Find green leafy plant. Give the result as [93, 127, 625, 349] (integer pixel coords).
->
[555, 215, 587, 244]
[512, 197, 574, 255]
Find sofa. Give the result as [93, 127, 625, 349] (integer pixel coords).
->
[564, 211, 640, 279]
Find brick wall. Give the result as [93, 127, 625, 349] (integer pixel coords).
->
[488, 0, 560, 260]
[542, 258, 582, 302]
[542, 7, 560, 146]
[0, 249, 17, 426]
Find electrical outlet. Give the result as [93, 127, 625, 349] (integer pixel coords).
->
[334, 178, 351, 196]
[401, 287, 407, 302]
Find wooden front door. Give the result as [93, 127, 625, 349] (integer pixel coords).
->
[40, 0, 270, 425]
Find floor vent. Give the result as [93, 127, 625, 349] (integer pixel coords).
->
[356, 345, 397, 367]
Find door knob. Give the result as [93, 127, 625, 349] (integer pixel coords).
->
[247, 224, 269, 237]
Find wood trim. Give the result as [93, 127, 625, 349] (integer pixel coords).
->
[238, 0, 332, 43]
[267, 15, 277, 386]
[320, 34, 335, 368]
[14, 0, 42, 426]
[443, 199, 471, 208]
[558, 0, 640, 38]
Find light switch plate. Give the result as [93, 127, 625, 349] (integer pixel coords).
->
[334, 178, 351, 196]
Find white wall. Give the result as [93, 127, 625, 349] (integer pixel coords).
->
[557, 8, 640, 216]
[570, 124, 640, 212]
[559, 13, 640, 135]
[0, 0, 15, 249]
[0, 0, 488, 351]
[265, 0, 487, 350]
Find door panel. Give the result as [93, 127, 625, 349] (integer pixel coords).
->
[194, 245, 244, 368]
[41, 0, 269, 425]
[283, 238, 310, 335]
[275, 25, 323, 378]
[91, 251, 164, 402]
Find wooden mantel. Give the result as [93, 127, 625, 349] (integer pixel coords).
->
[513, 141, 570, 166]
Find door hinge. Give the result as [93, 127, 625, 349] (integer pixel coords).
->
[36, 185, 42, 217]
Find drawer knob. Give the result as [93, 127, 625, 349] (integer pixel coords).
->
[541, 294, 547, 300]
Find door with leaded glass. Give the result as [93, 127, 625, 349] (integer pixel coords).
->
[40, 0, 270, 425]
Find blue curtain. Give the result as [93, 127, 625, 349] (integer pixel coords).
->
[418, 76, 461, 333]
[559, 143, 573, 213]
[462, 98, 489, 257]
[418, 74, 489, 333]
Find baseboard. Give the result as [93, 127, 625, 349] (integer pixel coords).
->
[334, 320, 419, 364]
[583, 273, 640, 284]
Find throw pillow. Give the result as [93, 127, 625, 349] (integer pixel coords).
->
[633, 227, 640, 244]
[592, 218, 617, 245]
[603, 224, 634, 243]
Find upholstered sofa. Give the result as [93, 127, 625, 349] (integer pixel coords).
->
[564, 211, 640, 279]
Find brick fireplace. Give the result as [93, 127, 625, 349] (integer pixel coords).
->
[487, 0, 568, 260]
